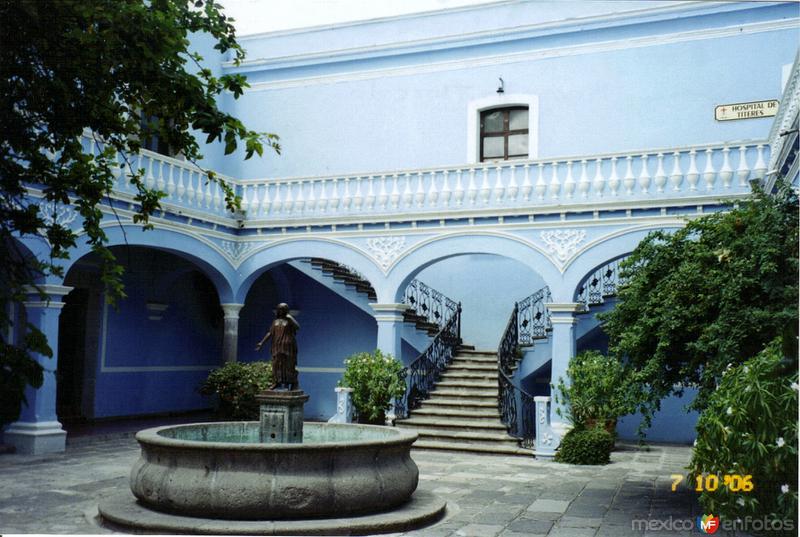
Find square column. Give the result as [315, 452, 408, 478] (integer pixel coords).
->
[220, 303, 244, 363]
[369, 303, 409, 360]
[546, 302, 582, 440]
[5, 284, 73, 454]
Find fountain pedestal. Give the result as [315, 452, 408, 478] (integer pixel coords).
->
[256, 389, 309, 444]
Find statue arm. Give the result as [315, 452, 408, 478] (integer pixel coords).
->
[286, 314, 300, 330]
[255, 329, 272, 351]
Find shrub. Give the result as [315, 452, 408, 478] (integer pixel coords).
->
[200, 361, 273, 420]
[689, 339, 798, 534]
[554, 350, 632, 429]
[555, 425, 615, 465]
[340, 350, 405, 424]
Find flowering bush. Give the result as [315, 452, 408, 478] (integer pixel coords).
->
[554, 350, 633, 429]
[689, 339, 798, 534]
[340, 350, 405, 424]
[199, 361, 273, 420]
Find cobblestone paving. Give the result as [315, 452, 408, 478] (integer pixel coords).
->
[0, 437, 753, 536]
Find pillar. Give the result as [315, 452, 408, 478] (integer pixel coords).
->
[546, 302, 582, 439]
[5, 284, 73, 454]
[369, 303, 408, 360]
[220, 303, 244, 363]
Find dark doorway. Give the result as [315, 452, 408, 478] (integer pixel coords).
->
[57, 288, 89, 422]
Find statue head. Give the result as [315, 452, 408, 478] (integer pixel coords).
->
[276, 303, 290, 317]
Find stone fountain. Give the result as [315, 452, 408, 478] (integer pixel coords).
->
[97, 305, 445, 535]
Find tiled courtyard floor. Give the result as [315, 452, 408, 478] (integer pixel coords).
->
[0, 435, 753, 536]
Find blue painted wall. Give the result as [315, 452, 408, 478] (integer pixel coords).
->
[416, 254, 545, 349]
[237, 264, 378, 420]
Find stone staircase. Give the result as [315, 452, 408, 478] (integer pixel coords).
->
[306, 258, 440, 335]
[396, 346, 531, 456]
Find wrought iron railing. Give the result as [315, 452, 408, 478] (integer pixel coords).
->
[403, 279, 459, 329]
[517, 286, 552, 346]
[575, 257, 627, 309]
[498, 306, 536, 449]
[394, 303, 462, 419]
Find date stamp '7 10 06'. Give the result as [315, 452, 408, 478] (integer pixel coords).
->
[671, 474, 754, 493]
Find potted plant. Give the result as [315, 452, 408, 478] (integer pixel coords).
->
[554, 350, 632, 434]
[340, 350, 406, 425]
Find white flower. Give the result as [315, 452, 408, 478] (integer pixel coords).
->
[726, 407, 734, 415]
[743, 366, 749, 373]
[693, 439, 698, 447]
[737, 497, 745, 507]
[781, 484, 790, 494]
[792, 382, 799, 391]
[776, 437, 785, 448]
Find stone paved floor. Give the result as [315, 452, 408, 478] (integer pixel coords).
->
[0, 437, 754, 536]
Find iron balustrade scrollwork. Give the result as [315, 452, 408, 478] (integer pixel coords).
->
[403, 279, 458, 330]
[517, 286, 552, 346]
[575, 257, 627, 310]
[498, 306, 536, 449]
[394, 303, 462, 419]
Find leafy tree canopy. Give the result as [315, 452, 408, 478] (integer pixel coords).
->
[600, 184, 799, 426]
[0, 0, 279, 427]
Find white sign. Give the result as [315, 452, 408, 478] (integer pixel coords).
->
[715, 100, 779, 121]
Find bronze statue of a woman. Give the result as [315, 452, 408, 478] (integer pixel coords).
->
[255, 303, 300, 390]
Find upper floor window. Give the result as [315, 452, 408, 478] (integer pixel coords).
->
[480, 106, 528, 161]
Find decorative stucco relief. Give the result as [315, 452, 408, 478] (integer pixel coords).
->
[539, 229, 586, 264]
[220, 240, 256, 263]
[366, 236, 406, 271]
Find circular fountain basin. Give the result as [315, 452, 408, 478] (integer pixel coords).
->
[129, 422, 419, 520]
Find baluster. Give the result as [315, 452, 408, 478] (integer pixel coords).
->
[402, 173, 414, 208]
[285, 181, 296, 213]
[453, 169, 465, 206]
[203, 177, 213, 208]
[156, 160, 165, 191]
[563, 160, 575, 199]
[686, 150, 699, 191]
[578, 159, 590, 198]
[736, 145, 750, 186]
[592, 158, 605, 197]
[508, 165, 519, 201]
[535, 162, 546, 200]
[608, 157, 620, 196]
[341, 177, 353, 211]
[352, 177, 364, 212]
[440, 170, 451, 207]
[427, 171, 439, 207]
[317, 179, 327, 213]
[166, 163, 176, 197]
[274, 182, 285, 213]
[719, 146, 733, 188]
[378, 175, 389, 209]
[752, 144, 766, 180]
[145, 158, 155, 189]
[623, 156, 635, 195]
[654, 153, 667, 193]
[669, 151, 683, 191]
[414, 172, 425, 208]
[479, 167, 491, 204]
[549, 162, 561, 199]
[260, 184, 272, 216]
[176, 167, 186, 201]
[493, 165, 505, 203]
[186, 170, 196, 205]
[307, 180, 317, 213]
[390, 174, 400, 209]
[521, 163, 532, 201]
[365, 176, 376, 210]
[703, 148, 716, 191]
[638, 154, 651, 194]
[295, 180, 306, 213]
[240, 184, 251, 213]
[467, 168, 478, 205]
[212, 181, 222, 211]
[328, 178, 340, 212]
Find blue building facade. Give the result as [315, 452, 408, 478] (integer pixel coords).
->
[5, 0, 799, 454]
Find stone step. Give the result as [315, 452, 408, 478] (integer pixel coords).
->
[440, 371, 497, 380]
[450, 355, 497, 364]
[430, 388, 497, 398]
[455, 349, 496, 356]
[421, 398, 498, 409]
[399, 425, 518, 445]
[399, 416, 507, 430]
[435, 379, 497, 389]
[412, 440, 532, 457]
[446, 364, 499, 373]
[412, 406, 500, 419]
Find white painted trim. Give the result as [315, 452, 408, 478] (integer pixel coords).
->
[23, 284, 74, 297]
[466, 94, 539, 164]
[243, 19, 797, 91]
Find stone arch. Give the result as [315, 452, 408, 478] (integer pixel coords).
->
[234, 238, 383, 303]
[59, 223, 237, 302]
[384, 231, 560, 304]
[562, 224, 684, 302]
